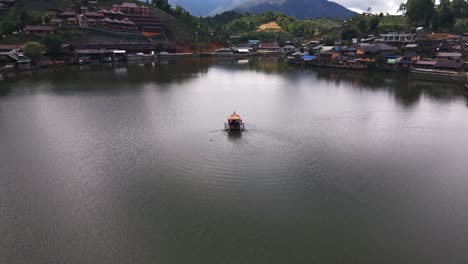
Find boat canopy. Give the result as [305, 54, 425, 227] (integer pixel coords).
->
[228, 112, 242, 121]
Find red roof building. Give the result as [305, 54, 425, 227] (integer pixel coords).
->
[112, 2, 149, 16]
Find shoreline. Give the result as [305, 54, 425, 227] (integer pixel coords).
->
[1, 54, 467, 85]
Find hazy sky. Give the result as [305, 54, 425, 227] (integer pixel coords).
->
[334, 0, 406, 14]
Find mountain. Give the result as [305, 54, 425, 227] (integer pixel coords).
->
[168, 0, 356, 19]
[233, 0, 357, 19]
[168, 0, 239, 16]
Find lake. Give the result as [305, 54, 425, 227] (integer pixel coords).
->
[1, 58, 468, 264]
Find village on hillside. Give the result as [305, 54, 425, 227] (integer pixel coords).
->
[0, 0, 467, 82]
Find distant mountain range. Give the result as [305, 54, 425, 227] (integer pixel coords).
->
[168, 0, 357, 19]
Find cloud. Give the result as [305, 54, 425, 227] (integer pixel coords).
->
[333, 0, 406, 14]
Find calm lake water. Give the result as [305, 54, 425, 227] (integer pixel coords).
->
[1, 58, 468, 264]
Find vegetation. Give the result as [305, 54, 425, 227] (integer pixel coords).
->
[399, 0, 468, 32]
[23, 41, 43, 63]
[42, 36, 63, 57]
[199, 11, 339, 43]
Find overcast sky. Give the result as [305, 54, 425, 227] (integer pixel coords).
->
[334, 0, 406, 14]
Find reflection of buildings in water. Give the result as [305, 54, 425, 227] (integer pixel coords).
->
[113, 65, 128, 76]
[312, 67, 464, 107]
[213, 57, 288, 75]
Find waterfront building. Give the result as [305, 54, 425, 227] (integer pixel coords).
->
[356, 43, 397, 63]
[0, 49, 31, 70]
[313, 46, 340, 63]
[436, 52, 463, 62]
[399, 53, 420, 68]
[258, 42, 282, 53]
[248, 40, 261, 48]
[75, 49, 104, 64]
[282, 45, 297, 53]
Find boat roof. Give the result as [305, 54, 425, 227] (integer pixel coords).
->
[227, 112, 242, 121]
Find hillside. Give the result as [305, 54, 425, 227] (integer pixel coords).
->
[234, 0, 356, 19]
[201, 11, 340, 43]
[0, 0, 204, 43]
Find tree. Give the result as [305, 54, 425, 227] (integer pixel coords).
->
[405, 0, 435, 26]
[322, 38, 335, 46]
[0, 8, 23, 36]
[398, 3, 407, 14]
[42, 36, 63, 57]
[28, 11, 43, 25]
[152, 0, 170, 11]
[433, 0, 455, 30]
[369, 16, 380, 31]
[451, 0, 467, 17]
[23, 42, 43, 64]
[357, 19, 368, 33]
[341, 28, 358, 40]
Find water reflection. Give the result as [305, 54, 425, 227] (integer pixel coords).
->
[2, 57, 468, 264]
[227, 130, 242, 141]
[1, 58, 466, 109]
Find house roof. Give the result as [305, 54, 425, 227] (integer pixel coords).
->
[301, 55, 317, 61]
[0, 44, 23, 51]
[436, 52, 462, 57]
[343, 47, 357, 52]
[59, 11, 76, 16]
[405, 44, 418, 48]
[83, 12, 102, 17]
[379, 33, 415, 37]
[292, 51, 307, 56]
[259, 42, 280, 48]
[415, 60, 437, 66]
[24, 25, 54, 31]
[76, 49, 103, 54]
[359, 43, 397, 52]
[9, 53, 31, 62]
[115, 2, 139, 8]
[320, 46, 335, 52]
